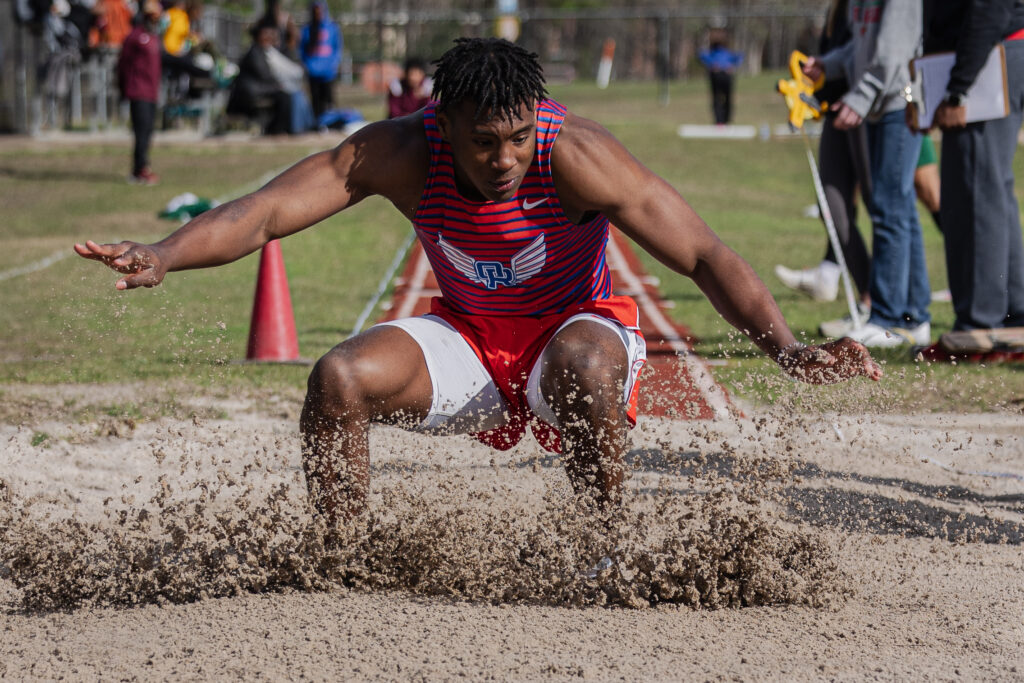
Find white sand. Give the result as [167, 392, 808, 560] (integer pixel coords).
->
[1, 383, 1021, 680]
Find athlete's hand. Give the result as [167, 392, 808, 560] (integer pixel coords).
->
[778, 338, 882, 385]
[73, 240, 167, 290]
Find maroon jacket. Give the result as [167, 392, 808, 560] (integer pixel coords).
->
[387, 80, 430, 119]
[118, 24, 162, 103]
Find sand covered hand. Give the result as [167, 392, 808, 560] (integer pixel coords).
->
[778, 338, 882, 385]
[74, 240, 167, 290]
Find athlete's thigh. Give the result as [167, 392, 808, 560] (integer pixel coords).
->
[321, 323, 434, 422]
[377, 315, 509, 433]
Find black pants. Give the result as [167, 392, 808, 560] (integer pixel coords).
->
[708, 70, 733, 124]
[129, 99, 156, 175]
[819, 114, 873, 297]
[264, 91, 293, 135]
[308, 76, 333, 121]
[941, 38, 1024, 330]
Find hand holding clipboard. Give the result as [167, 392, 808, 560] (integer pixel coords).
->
[906, 45, 1010, 130]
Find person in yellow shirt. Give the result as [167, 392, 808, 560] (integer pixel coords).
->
[162, 0, 191, 56]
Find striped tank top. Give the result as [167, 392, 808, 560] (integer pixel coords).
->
[413, 99, 614, 317]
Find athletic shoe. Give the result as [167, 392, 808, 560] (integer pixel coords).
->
[845, 321, 930, 347]
[892, 321, 931, 346]
[819, 303, 871, 338]
[128, 168, 160, 186]
[844, 322, 910, 348]
[773, 261, 840, 302]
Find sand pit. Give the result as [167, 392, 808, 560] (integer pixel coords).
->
[1, 381, 1022, 679]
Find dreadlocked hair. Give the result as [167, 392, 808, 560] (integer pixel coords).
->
[431, 38, 548, 123]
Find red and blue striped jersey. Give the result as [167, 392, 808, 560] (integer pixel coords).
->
[413, 99, 614, 317]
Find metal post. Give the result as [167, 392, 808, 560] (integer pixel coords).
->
[657, 14, 670, 106]
[14, 25, 28, 133]
[71, 61, 83, 127]
[30, 33, 42, 135]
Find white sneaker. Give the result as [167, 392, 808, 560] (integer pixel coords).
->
[845, 322, 911, 348]
[774, 261, 840, 302]
[819, 303, 871, 338]
[892, 321, 931, 346]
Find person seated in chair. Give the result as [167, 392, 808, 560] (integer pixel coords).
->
[226, 21, 297, 134]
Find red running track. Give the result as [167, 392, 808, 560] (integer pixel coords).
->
[379, 229, 733, 420]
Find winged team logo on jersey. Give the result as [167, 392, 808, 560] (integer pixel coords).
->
[438, 234, 547, 290]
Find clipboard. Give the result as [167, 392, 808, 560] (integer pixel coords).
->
[907, 44, 1010, 129]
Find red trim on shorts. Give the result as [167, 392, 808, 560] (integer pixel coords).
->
[1007, 27, 1024, 41]
[428, 295, 644, 453]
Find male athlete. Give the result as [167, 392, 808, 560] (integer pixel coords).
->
[76, 39, 881, 523]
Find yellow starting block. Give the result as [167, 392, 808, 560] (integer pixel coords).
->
[777, 51, 828, 129]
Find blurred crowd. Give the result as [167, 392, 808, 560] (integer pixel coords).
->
[13, 0, 394, 183]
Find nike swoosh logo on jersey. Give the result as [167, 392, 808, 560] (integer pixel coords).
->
[522, 196, 549, 211]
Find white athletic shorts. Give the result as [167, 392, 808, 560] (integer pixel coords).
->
[377, 313, 646, 434]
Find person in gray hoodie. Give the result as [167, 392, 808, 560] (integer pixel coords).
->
[804, 0, 930, 348]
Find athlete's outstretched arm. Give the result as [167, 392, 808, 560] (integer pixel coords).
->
[75, 118, 425, 290]
[552, 114, 880, 385]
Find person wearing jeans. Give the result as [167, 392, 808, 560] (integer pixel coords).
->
[805, 0, 931, 347]
[863, 109, 931, 334]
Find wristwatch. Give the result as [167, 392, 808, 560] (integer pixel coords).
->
[943, 91, 968, 107]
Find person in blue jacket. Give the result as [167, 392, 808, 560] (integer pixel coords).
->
[698, 34, 743, 124]
[300, 1, 342, 120]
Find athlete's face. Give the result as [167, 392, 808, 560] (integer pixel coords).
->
[437, 99, 537, 202]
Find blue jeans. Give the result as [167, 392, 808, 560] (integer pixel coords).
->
[865, 110, 931, 328]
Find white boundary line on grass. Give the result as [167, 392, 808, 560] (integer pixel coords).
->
[0, 250, 71, 282]
[604, 236, 732, 419]
[1, 167, 291, 286]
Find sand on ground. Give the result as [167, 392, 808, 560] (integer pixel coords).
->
[1, 381, 1022, 680]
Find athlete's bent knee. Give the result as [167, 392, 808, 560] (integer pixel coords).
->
[306, 350, 371, 418]
[548, 333, 625, 388]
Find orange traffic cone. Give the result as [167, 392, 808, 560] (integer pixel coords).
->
[246, 240, 300, 362]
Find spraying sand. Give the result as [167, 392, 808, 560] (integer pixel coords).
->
[1, 380, 1021, 679]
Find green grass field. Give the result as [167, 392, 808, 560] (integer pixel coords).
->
[2, 73, 1023, 411]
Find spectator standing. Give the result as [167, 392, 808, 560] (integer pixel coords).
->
[300, 1, 342, 121]
[697, 32, 743, 125]
[117, 0, 163, 185]
[922, 0, 1024, 332]
[90, 0, 132, 49]
[805, 0, 930, 347]
[387, 57, 431, 119]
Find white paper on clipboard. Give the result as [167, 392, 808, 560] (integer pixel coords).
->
[909, 44, 1009, 128]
